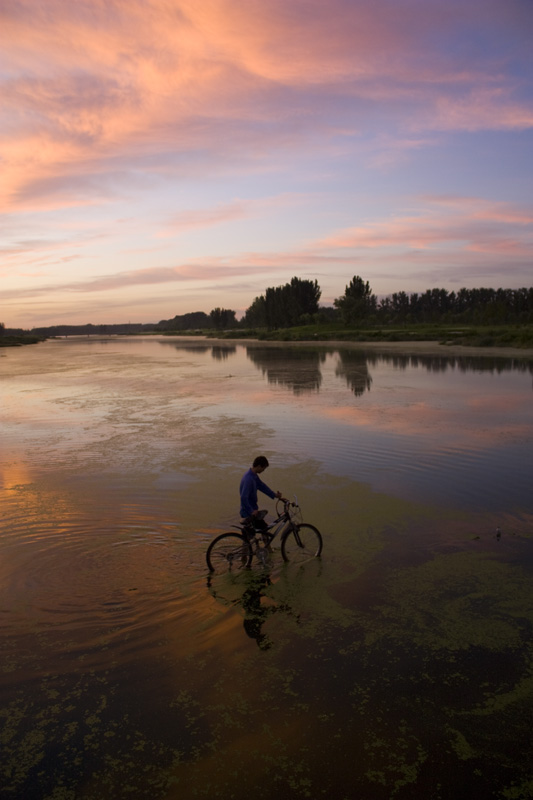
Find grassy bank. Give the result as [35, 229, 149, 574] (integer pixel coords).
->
[209, 323, 533, 348]
[0, 334, 44, 347]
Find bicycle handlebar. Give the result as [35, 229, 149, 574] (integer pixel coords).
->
[276, 495, 299, 515]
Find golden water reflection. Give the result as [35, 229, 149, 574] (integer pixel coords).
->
[1, 338, 533, 799]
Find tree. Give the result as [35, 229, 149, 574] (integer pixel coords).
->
[287, 277, 321, 324]
[155, 311, 211, 331]
[210, 308, 237, 330]
[242, 296, 266, 328]
[334, 276, 376, 325]
[388, 291, 411, 322]
[243, 277, 321, 329]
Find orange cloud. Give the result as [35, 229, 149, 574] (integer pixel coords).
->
[3, 191, 532, 303]
[2, 0, 533, 328]
[430, 89, 533, 132]
[315, 197, 533, 256]
[2, 0, 532, 215]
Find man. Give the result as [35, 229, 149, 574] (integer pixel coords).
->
[239, 456, 285, 533]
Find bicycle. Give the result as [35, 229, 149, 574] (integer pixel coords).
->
[205, 497, 323, 574]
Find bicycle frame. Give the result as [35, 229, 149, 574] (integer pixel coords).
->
[239, 499, 298, 558]
[206, 496, 322, 573]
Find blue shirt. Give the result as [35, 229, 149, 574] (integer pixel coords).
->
[239, 468, 276, 518]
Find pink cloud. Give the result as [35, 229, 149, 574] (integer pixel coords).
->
[430, 89, 533, 133]
[0, 260, 287, 300]
[2, 0, 532, 215]
[315, 197, 533, 257]
[159, 193, 308, 236]
[2, 0, 532, 329]
[3, 191, 532, 304]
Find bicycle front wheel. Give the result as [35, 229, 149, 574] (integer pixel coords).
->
[281, 524, 323, 564]
[206, 533, 252, 574]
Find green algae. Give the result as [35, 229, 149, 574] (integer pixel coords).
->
[366, 550, 533, 653]
[2, 464, 533, 798]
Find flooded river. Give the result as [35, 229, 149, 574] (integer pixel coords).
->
[1, 336, 533, 799]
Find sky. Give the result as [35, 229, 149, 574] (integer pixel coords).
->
[2, 0, 533, 328]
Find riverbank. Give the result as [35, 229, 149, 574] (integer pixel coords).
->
[298, 339, 533, 360]
[213, 322, 533, 349]
[180, 333, 533, 361]
[0, 334, 44, 347]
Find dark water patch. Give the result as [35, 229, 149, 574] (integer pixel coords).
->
[2, 339, 533, 799]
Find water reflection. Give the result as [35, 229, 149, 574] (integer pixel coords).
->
[371, 351, 533, 375]
[335, 350, 373, 396]
[176, 344, 210, 354]
[246, 346, 325, 394]
[211, 345, 236, 360]
[2, 337, 533, 799]
[160, 339, 237, 360]
[207, 569, 299, 651]
[208, 572, 277, 650]
[159, 339, 533, 398]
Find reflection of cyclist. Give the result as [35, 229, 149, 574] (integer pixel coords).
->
[239, 456, 285, 534]
[242, 573, 274, 650]
[207, 572, 299, 651]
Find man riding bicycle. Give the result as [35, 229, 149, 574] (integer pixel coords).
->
[239, 456, 286, 537]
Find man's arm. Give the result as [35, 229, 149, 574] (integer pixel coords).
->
[256, 477, 278, 501]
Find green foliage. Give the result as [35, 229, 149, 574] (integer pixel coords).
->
[334, 276, 377, 324]
[209, 307, 237, 330]
[242, 276, 321, 329]
[253, 322, 533, 348]
[380, 286, 533, 325]
[155, 311, 211, 331]
[241, 295, 267, 328]
[0, 333, 43, 347]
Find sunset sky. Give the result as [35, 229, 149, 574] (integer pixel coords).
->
[2, 0, 533, 328]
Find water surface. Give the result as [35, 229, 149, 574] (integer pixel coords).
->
[1, 337, 532, 799]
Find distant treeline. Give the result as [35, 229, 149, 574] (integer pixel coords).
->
[374, 285, 533, 325]
[6, 312, 213, 338]
[12, 322, 153, 337]
[3, 311, 236, 338]
[3, 277, 533, 337]
[241, 276, 533, 329]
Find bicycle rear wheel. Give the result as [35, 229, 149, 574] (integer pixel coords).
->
[206, 532, 252, 574]
[281, 524, 323, 564]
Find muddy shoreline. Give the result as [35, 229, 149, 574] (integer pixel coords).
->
[173, 335, 533, 360]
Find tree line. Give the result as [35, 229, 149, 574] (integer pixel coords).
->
[373, 285, 533, 325]
[4, 275, 533, 338]
[249, 276, 533, 328]
[240, 275, 533, 329]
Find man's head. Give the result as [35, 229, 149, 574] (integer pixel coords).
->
[252, 455, 269, 473]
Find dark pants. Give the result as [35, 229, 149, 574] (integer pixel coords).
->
[243, 516, 268, 538]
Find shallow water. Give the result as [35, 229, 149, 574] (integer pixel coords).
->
[1, 337, 533, 799]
